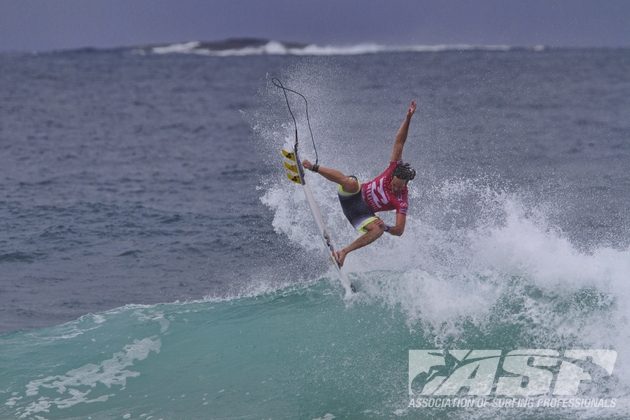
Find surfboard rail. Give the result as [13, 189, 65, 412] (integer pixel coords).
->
[281, 147, 353, 296]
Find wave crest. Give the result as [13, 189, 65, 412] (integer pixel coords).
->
[140, 38, 544, 57]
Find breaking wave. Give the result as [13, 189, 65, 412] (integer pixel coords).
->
[138, 39, 545, 57]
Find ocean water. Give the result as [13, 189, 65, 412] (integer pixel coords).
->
[1, 44, 630, 419]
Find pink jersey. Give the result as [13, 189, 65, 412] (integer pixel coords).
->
[361, 161, 409, 215]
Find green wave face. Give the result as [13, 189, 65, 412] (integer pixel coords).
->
[2, 276, 627, 420]
[1, 282, 417, 419]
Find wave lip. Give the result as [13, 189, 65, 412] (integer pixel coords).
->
[142, 38, 545, 57]
[145, 37, 303, 56]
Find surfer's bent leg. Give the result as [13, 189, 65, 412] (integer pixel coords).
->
[302, 160, 359, 194]
[336, 219, 384, 266]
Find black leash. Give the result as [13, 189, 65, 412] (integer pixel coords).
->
[271, 78, 319, 166]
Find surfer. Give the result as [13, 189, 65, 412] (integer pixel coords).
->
[303, 101, 417, 266]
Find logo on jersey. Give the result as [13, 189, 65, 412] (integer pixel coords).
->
[368, 177, 389, 209]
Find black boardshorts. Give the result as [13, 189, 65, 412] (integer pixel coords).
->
[337, 176, 379, 234]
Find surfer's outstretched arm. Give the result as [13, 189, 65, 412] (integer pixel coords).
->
[390, 101, 416, 162]
[302, 160, 359, 193]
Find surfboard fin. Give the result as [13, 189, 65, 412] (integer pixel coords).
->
[281, 148, 303, 185]
[286, 173, 301, 184]
[281, 149, 296, 161]
[283, 161, 298, 173]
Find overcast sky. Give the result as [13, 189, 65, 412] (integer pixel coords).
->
[1, 0, 629, 52]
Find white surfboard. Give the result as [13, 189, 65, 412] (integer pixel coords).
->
[281, 148, 354, 297]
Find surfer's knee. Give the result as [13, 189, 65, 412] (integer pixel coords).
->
[340, 176, 360, 194]
[364, 219, 385, 237]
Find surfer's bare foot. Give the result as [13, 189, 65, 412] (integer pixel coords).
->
[302, 160, 313, 170]
[335, 249, 347, 267]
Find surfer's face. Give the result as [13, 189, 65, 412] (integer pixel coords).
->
[391, 176, 407, 193]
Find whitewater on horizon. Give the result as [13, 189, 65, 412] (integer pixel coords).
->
[134, 38, 543, 56]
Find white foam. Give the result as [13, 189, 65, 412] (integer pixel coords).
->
[291, 43, 386, 56]
[149, 40, 524, 57]
[313, 414, 336, 420]
[406, 44, 511, 53]
[15, 337, 161, 418]
[151, 41, 200, 54]
[206, 41, 289, 57]
[470, 199, 630, 292]
[5, 395, 22, 406]
[261, 182, 325, 253]
[133, 310, 170, 333]
[252, 70, 630, 399]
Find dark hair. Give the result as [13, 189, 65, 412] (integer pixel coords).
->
[393, 162, 416, 181]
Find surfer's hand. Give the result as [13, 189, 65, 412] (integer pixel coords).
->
[407, 101, 417, 118]
[303, 160, 319, 172]
[408, 101, 417, 116]
[335, 249, 348, 267]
